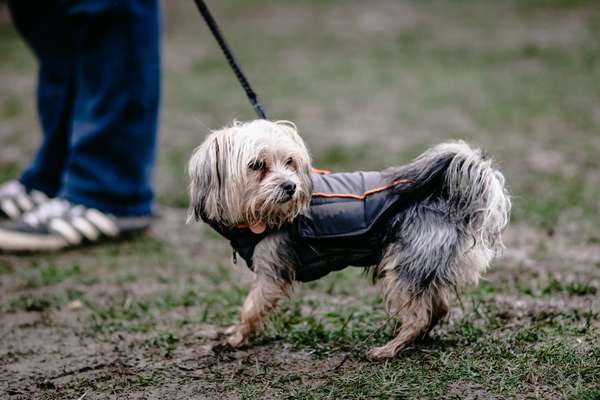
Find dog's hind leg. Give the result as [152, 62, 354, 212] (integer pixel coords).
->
[368, 271, 448, 360]
[368, 224, 454, 360]
[368, 272, 449, 360]
[427, 289, 449, 335]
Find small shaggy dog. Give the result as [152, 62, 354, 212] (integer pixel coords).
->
[188, 120, 510, 359]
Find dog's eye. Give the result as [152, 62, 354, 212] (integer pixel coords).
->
[249, 159, 265, 171]
[285, 157, 294, 167]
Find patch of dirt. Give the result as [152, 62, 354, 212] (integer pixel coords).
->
[3, 209, 599, 399]
[446, 382, 505, 400]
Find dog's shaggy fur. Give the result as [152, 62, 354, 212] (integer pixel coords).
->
[188, 120, 510, 359]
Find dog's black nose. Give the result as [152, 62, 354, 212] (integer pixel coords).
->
[281, 181, 296, 197]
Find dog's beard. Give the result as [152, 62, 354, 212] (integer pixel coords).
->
[243, 178, 310, 228]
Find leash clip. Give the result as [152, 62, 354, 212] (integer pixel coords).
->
[232, 249, 238, 264]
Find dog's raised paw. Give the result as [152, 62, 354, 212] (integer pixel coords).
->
[367, 345, 398, 361]
[226, 331, 247, 348]
[223, 325, 238, 335]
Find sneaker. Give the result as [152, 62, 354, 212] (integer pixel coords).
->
[0, 198, 152, 252]
[0, 180, 48, 220]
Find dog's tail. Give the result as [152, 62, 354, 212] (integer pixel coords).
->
[383, 141, 511, 289]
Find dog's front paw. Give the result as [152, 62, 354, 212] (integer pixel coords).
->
[367, 345, 399, 361]
[226, 330, 248, 348]
[224, 325, 238, 336]
[223, 325, 248, 348]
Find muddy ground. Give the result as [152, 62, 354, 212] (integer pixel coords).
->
[1, 1, 599, 399]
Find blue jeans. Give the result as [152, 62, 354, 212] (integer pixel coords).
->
[8, 0, 160, 216]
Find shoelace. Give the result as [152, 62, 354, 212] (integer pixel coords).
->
[0, 181, 24, 197]
[20, 198, 119, 244]
[0, 181, 48, 219]
[22, 199, 84, 226]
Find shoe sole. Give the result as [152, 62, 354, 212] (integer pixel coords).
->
[0, 227, 151, 253]
[0, 228, 68, 252]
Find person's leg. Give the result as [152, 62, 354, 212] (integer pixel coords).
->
[0, 0, 160, 250]
[61, 0, 161, 216]
[8, 0, 75, 197]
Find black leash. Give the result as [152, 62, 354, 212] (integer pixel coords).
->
[193, 0, 269, 120]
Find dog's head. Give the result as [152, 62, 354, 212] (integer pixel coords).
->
[187, 120, 312, 232]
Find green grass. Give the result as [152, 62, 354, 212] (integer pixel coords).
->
[4, 289, 80, 313]
[0, 24, 34, 73]
[196, 321, 600, 399]
[0, 161, 20, 182]
[541, 279, 598, 296]
[68, 266, 599, 396]
[0, 260, 12, 274]
[18, 262, 82, 289]
[142, 331, 180, 354]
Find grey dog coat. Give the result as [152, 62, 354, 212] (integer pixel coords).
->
[204, 171, 414, 282]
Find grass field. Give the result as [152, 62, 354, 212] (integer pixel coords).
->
[1, 1, 599, 398]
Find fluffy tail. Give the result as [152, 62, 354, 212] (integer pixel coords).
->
[383, 141, 511, 289]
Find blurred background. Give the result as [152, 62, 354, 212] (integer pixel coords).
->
[1, 1, 599, 398]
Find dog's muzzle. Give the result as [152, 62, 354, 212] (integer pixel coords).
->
[279, 181, 296, 202]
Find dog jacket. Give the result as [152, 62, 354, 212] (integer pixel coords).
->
[204, 171, 413, 282]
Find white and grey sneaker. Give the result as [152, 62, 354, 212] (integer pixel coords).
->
[0, 180, 48, 220]
[0, 198, 152, 252]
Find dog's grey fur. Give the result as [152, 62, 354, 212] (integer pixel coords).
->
[378, 141, 510, 291]
[188, 120, 511, 359]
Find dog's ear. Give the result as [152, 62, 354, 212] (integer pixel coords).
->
[274, 121, 305, 146]
[273, 121, 313, 214]
[187, 134, 224, 224]
[274, 120, 311, 168]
